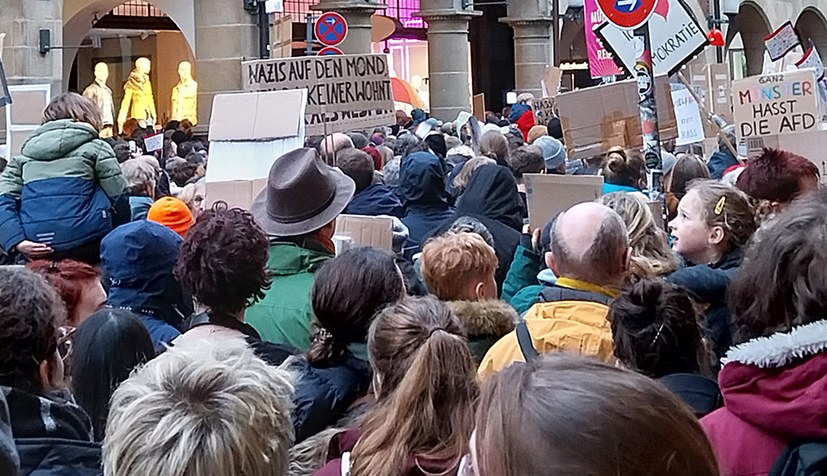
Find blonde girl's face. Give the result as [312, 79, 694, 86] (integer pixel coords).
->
[668, 190, 717, 265]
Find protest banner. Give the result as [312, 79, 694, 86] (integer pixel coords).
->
[524, 174, 604, 231]
[596, 0, 708, 77]
[143, 132, 164, 152]
[584, 0, 623, 79]
[797, 46, 825, 80]
[732, 69, 819, 139]
[555, 75, 677, 159]
[242, 54, 395, 135]
[671, 86, 704, 145]
[533, 97, 556, 125]
[764, 21, 801, 62]
[206, 89, 306, 210]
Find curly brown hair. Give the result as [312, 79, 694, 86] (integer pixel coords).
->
[0, 267, 67, 393]
[174, 203, 270, 314]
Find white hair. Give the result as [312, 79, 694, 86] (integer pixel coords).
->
[103, 336, 295, 476]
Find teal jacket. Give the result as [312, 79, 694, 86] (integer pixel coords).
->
[502, 244, 557, 315]
[0, 120, 127, 251]
[246, 240, 333, 351]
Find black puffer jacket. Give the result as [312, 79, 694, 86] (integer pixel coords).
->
[668, 249, 743, 360]
[3, 387, 101, 475]
[290, 353, 372, 444]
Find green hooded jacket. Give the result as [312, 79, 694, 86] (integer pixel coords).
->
[246, 240, 333, 351]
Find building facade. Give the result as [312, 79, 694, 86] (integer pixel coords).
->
[1, 0, 827, 142]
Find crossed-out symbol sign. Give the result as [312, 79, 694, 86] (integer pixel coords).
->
[315, 12, 348, 47]
[615, 0, 641, 12]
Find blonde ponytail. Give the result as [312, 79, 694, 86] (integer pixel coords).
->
[350, 297, 478, 476]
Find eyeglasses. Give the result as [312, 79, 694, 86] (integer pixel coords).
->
[57, 326, 76, 362]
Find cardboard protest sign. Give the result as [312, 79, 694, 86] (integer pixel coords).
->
[671, 87, 704, 145]
[732, 69, 819, 138]
[596, 0, 708, 77]
[555, 75, 677, 159]
[242, 54, 395, 136]
[764, 21, 801, 62]
[543, 66, 563, 96]
[5, 85, 51, 156]
[523, 174, 604, 231]
[206, 89, 306, 210]
[336, 214, 394, 251]
[584, 0, 623, 79]
[472, 94, 486, 121]
[533, 97, 556, 126]
[743, 130, 827, 184]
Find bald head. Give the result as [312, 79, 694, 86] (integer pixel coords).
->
[319, 133, 354, 164]
[549, 202, 630, 286]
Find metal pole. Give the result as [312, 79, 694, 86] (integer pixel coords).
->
[552, 0, 560, 66]
[713, 0, 723, 63]
[258, 1, 270, 59]
[306, 13, 314, 56]
[633, 24, 662, 190]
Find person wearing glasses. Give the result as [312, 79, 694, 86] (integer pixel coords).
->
[0, 267, 101, 475]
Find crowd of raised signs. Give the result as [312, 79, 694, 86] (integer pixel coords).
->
[0, 91, 825, 476]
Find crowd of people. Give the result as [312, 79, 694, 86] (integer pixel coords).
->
[0, 90, 825, 476]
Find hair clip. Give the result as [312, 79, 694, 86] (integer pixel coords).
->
[649, 323, 665, 348]
[714, 196, 726, 215]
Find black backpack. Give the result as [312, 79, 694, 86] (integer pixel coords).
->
[771, 442, 827, 476]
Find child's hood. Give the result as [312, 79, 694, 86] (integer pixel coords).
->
[21, 119, 100, 162]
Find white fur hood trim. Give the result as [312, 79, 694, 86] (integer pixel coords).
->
[722, 320, 827, 369]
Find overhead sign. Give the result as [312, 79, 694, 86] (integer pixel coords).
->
[318, 46, 344, 56]
[315, 12, 348, 47]
[671, 87, 704, 145]
[765, 21, 801, 62]
[242, 54, 394, 135]
[732, 68, 819, 138]
[596, 0, 707, 77]
[597, 0, 658, 30]
[585, 0, 624, 78]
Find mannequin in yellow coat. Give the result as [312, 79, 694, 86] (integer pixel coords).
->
[171, 61, 198, 126]
[118, 57, 156, 131]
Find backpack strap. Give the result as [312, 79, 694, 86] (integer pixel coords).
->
[516, 321, 540, 362]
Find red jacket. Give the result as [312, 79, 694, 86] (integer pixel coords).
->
[315, 428, 459, 476]
[701, 321, 827, 476]
[515, 109, 536, 142]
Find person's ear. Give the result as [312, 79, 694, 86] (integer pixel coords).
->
[708, 225, 726, 246]
[546, 251, 560, 275]
[621, 246, 632, 274]
[39, 350, 64, 390]
[770, 201, 784, 215]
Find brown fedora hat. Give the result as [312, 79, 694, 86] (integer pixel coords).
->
[252, 148, 355, 237]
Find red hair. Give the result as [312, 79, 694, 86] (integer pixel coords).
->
[28, 260, 100, 324]
[737, 148, 820, 203]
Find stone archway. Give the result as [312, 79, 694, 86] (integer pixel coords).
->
[62, 0, 195, 85]
[796, 7, 827, 62]
[729, 1, 771, 75]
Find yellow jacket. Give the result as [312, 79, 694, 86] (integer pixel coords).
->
[478, 286, 615, 379]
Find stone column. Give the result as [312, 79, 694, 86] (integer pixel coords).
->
[0, 0, 64, 145]
[310, 1, 386, 54]
[501, 17, 553, 99]
[416, 3, 482, 122]
[193, 0, 258, 131]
